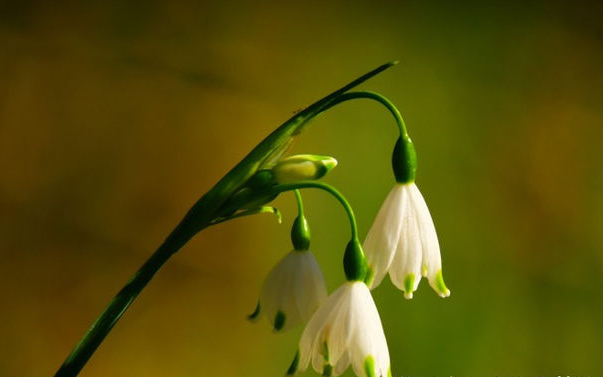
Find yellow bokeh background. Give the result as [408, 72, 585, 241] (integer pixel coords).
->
[1, 1, 603, 376]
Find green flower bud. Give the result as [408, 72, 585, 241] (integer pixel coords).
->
[272, 154, 337, 184]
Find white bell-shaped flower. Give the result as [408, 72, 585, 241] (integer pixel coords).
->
[249, 250, 327, 332]
[295, 281, 390, 377]
[363, 182, 450, 299]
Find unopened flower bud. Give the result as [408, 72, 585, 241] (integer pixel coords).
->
[272, 154, 337, 184]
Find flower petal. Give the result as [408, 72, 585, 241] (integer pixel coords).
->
[294, 251, 328, 322]
[389, 192, 423, 299]
[259, 250, 328, 332]
[334, 350, 351, 376]
[348, 283, 390, 377]
[363, 185, 408, 289]
[409, 184, 450, 298]
[299, 283, 349, 372]
[299, 283, 390, 377]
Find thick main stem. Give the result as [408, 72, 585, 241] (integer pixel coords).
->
[54, 220, 205, 377]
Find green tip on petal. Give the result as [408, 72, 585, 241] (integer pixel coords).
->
[403, 274, 415, 299]
[434, 270, 451, 298]
[387, 367, 393, 377]
[322, 342, 330, 363]
[247, 301, 261, 321]
[364, 355, 376, 377]
[364, 266, 375, 288]
[273, 310, 286, 331]
[422, 265, 428, 277]
[322, 364, 333, 377]
[286, 350, 300, 376]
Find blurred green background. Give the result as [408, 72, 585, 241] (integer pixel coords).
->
[1, 1, 603, 376]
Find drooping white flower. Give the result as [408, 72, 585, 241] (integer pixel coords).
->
[249, 250, 327, 332]
[363, 182, 450, 299]
[295, 281, 390, 377]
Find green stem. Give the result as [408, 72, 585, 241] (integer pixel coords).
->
[271, 181, 359, 242]
[54, 218, 205, 377]
[293, 189, 304, 217]
[319, 90, 411, 140]
[317, 90, 418, 183]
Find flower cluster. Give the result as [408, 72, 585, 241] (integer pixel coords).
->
[52, 63, 450, 377]
[248, 95, 450, 377]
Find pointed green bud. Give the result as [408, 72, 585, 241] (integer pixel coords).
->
[291, 215, 311, 251]
[392, 137, 417, 184]
[272, 154, 337, 184]
[343, 239, 367, 282]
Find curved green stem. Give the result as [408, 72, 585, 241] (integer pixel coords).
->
[318, 90, 410, 140]
[293, 189, 304, 217]
[271, 181, 359, 242]
[317, 90, 417, 183]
